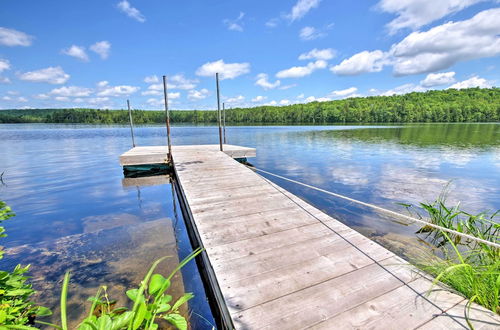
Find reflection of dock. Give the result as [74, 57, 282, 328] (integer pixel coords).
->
[120, 144, 500, 329]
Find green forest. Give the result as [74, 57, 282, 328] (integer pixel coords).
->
[1, 87, 499, 124]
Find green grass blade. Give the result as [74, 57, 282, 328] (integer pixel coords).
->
[60, 272, 70, 330]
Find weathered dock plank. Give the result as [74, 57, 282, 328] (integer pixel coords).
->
[120, 144, 500, 329]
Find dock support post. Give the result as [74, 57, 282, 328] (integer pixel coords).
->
[163, 75, 172, 162]
[127, 99, 136, 147]
[216, 72, 223, 151]
[223, 102, 227, 144]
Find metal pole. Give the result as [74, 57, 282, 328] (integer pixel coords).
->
[223, 102, 227, 144]
[216, 73, 223, 151]
[127, 99, 136, 147]
[163, 75, 172, 162]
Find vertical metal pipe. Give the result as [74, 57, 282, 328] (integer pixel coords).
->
[163, 75, 172, 162]
[127, 99, 136, 147]
[216, 72, 223, 151]
[223, 102, 227, 144]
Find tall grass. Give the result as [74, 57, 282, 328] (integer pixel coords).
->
[406, 192, 499, 315]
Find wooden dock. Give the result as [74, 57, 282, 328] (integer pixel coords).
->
[120, 144, 500, 329]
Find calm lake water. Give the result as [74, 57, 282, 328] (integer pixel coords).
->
[0, 123, 499, 327]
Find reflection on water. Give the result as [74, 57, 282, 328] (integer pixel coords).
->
[0, 123, 499, 327]
[321, 123, 499, 148]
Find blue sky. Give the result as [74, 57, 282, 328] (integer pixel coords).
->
[0, 0, 499, 110]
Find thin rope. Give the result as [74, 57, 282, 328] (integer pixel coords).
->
[247, 165, 500, 249]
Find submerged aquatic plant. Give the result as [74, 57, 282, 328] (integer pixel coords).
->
[0, 200, 203, 329]
[76, 248, 201, 330]
[404, 193, 500, 316]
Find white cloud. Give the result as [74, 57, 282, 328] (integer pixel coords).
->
[298, 48, 336, 60]
[0, 77, 10, 84]
[18, 66, 70, 84]
[144, 75, 159, 83]
[448, 76, 493, 89]
[142, 90, 161, 96]
[420, 71, 456, 87]
[17, 97, 28, 102]
[196, 59, 250, 80]
[90, 41, 111, 59]
[252, 95, 267, 102]
[299, 23, 333, 41]
[97, 85, 139, 96]
[62, 45, 89, 61]
[331, 50, 388, 75]
[390, 8, 500, 76]
[279, 99, 291, 105]
[225, 95, 245, 103]
[169, 74, 198, 90]
[265, 18, 279, 28]
[146, 93, 179, 107]
[146, 98, 163, 107]
[224, 12, 245, 32]
[0, 27, 33, 46]
[88, 97, 110, 104]
[145, 83, 162, 91]
[54, 96, 69, 102]
[276, 60, 327, 78]
[97, 81, 109, 88]
[288, 0, 321, 21]
[7, 91, 18, 95]
[0, 59, 10, 72]
[304, 96, 331, 102]
[34, 93, 49, 100]
[377, 0, 484, 35]
[299, 26, 324, 40]
[329, 87, 358, 97]
[168, 92, 180, 99]
[279, 84, 297, 90]
[188, 88, 210, 100]
[144, 74, 197, 92]
[2, 96, 11, 101]
[50, 86, 93, 97]
[255, 73, 281, 90]
[380, 83, 427, 96]
[117, 0, 145, 22]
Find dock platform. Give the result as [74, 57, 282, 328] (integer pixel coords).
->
[120, 144, 500, 329]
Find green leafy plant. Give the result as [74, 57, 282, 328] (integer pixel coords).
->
[0, 201, 15, 260]
[0, 201, 51, 327]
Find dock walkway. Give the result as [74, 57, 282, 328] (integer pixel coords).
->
[121, 145, 500, 329]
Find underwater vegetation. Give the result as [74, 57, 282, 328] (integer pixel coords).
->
[0, 200, 202, 329]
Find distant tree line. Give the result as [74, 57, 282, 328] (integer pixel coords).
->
[1, 88, 498, 124]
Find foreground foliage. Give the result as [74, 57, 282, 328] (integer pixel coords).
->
[0, 201, 49, 326]
[0, 87, 498, 124]
[406, 195, 500, 316]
